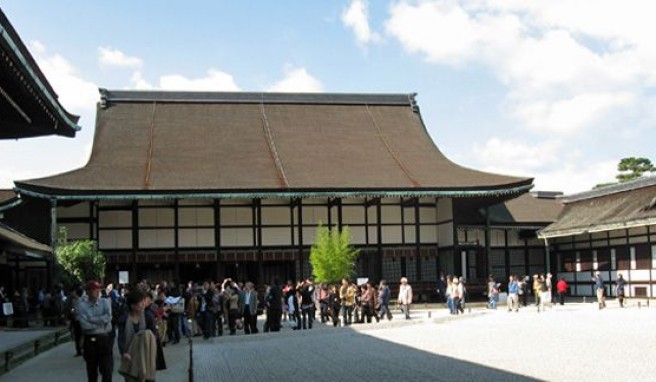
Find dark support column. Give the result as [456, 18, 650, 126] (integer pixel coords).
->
[297, 200, 304, 280]
[626, 229, 632, 297]
[214, 199, 223, 280]
[414, 198, 421, 282]
[88, 202, 94, 240]
[648, 225, 653, 298]
[337, 198, 343, 231]
[290, 199, 295, 246]
[504, 230, 510, 277]
[484, 206, 491, 278]
[375, 199, 383, 282]
[327, 198, 332, 228]
[50, 199, 58, 285]
[364, 199, 369, 244]
[256, 199, 264, 286]
[131, 200, 139, 280]
[174, 200, 180, 281]
[46, 259, 52, 290]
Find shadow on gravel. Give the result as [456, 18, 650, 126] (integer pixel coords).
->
[193, 323, 539, 382]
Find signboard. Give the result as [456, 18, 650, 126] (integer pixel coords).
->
[356, 277, 369, 286]
[118, 271, 129, 284]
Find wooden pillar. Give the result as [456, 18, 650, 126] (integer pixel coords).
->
[504, 229, 510, 278]
[131, 200, 139, 281]
[256, 199, 264, 286]
[214, 199, 222, 280]
[375, 199, 383, 282]
[414, 198, 421, 282]
[173, 199, 180, 281]
[484, 206, 491, 278]
[297, 199, 304, 280]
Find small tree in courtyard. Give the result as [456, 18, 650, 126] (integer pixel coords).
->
[55, 227, 106, 287]
[309, 224, 360, 284]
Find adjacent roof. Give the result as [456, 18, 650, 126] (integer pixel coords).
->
[0, 9, 80, 138]
[16, 89, 532, 200]
[0, 189, 16, 204]
[539, 176, 656, 238]
[457, 192, 564, 228]
[0, 221, 51, 254]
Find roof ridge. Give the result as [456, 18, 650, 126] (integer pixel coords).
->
[99, 89, 417, 107]
[562, 176, 656, 203]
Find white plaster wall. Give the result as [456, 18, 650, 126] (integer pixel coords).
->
[438, 222, 454, 247]
[99, 210, 131, 227]
[99, 230, 132, 249]
[220, 228, 253, 246]
[381, 226, 402, 244]
[302, 206, 328, 225]
[342, 206, 365, 224]
[62, 223, 88, 240]
[139, 208, 174, 227]
[421, 225, 438, 243]
[139, 229, 174, 248]
[178, 228, 214, 247]
[179, 208, 214, 226]
[381, 205, 401, 224]
[262, 227, 292, 246]
[261, 207, 290, 225]
[220, 208, 252, 226]
[349, 226, 366, 245]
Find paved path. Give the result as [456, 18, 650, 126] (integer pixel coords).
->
[3, 302, 655, 381]
[0, 328, 58, 353]
[1, 334, 189, 381]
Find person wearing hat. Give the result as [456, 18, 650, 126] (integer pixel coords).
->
[78, 280, 113, 382]
[397, 277, 413, 320]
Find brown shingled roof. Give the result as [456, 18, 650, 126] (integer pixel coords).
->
[540, 177, 656, 238]
[15, 90, 532, 197]
[0, 189, 16, 204]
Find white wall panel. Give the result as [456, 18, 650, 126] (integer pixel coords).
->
[381, 206, 401, 224]
[419, 207, 437, 223]
[139, 208, 174, 227]
[436, 198, 453, 221]
[220, 228, 253, 246]
[404, 226, 416, 243]
[99, 210, 131, 228]
[262, 227, 292, 246]
[220, 208, 252, 226]
[139, 229, 174, 248]
[261, 207, 290, 225]
[438, 222, 453, 246]
[420, 225, 438, 243]
[99, 230, 132, 249]
[302, 206, 328, 225]
[349, 226, 366, 244]
[342, 206, 365, 225]
[381, 226, 402, 244]
[179, 208, 213, 226]
[179, 229, 215, 247]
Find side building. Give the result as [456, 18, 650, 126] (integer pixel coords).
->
[1, 8, 80, 291]
[14, 90, 535, 295]
[540, 177, 656, 298]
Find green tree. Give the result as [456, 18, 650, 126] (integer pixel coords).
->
[616, 157, 655, 183]
[309, 224, 360, 284]
[594, 157, 655, 189]
[55, 227, 106, 286]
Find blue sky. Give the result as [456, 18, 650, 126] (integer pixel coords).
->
[2, 1, 655, 194]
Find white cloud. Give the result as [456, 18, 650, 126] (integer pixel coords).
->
[342, 0, 381, 46]
[98, 47, 143, 68]
[384, 1, 656, 135]
[266, 66, 323, 93]
[468, 137, 617, 193]
[28, 41, 99, 113]
[130, 69, 240, 91]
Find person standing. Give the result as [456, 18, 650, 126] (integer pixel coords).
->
[615, 273, 627, 308]
[593, 271, 606, 310]
[77, 280, 113, 382]
[487, 276, 499, 310]
[117, 290, 159, 382]
[398, 277, 413, 320]
[265, 278, 283, 332]
[507, 275, 519, 312]
[377, 280, 392, 321]
[436, 272, 447, 304]
[66, 287, 83, 356]
[556, 277, 568, 305]
[240, 282, 259, 334]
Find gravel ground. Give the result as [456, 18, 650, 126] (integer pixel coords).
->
[4, 303, 654, 381]
[193, 303, 656, 382]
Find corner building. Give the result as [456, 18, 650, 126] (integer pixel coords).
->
[14, 90, 535, 292]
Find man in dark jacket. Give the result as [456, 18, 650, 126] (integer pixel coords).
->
[266, 279, 283, 332]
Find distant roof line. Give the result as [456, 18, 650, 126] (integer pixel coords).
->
[561, 176, 656, 204]
[99, 88, 419, 108]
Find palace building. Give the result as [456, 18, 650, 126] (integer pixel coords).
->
[540, 177, 656, 298]
[0, 8, 80, 290]
[12, 89, 545, 293]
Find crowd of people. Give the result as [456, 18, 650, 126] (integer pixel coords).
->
[0, 270, 633, 381]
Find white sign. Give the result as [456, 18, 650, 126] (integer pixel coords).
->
[357, 277, 369, 286]
[2, 302, 13, 316]
[118, 271, 129, 284]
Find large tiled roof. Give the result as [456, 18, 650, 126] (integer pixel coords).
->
[16, 90, 532, 199]
[0, 9, 80, 138]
